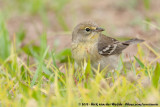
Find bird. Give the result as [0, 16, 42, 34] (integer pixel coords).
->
[71, 21, 144, 70]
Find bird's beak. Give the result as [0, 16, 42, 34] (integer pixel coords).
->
[95, 27, 105, 32]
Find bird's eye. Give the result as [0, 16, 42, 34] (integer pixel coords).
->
[85, 27, 90, 32]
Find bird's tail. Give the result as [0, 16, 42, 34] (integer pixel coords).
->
[123, 38, 144, 45]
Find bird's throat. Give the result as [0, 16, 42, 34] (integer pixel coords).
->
[89, 33, 99, 42]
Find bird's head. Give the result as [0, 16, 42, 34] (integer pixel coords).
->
[72, 22, 104, 43]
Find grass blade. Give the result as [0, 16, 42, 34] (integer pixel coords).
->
[31, 47, 49, 87]
[152, 62, 160, 88]
[134, 56, 148, 75]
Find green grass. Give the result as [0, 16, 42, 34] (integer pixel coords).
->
[0, 0, 160, 106]
[0, 17, 160, 107]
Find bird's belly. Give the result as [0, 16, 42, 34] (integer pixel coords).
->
[92, 55, 119, 70]
[71, 43, 100, 64]
[71, 43, 119, 70]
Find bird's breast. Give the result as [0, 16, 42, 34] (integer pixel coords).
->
[71, 42, 100, 64]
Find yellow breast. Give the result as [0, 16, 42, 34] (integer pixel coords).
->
[71, 42, 100, 64]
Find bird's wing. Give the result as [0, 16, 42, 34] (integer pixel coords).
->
[98, 34, 129, 56]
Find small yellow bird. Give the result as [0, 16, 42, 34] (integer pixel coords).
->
[71, 22, 144, 70]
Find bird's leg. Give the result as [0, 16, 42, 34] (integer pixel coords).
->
[85, 47, 89, 54]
